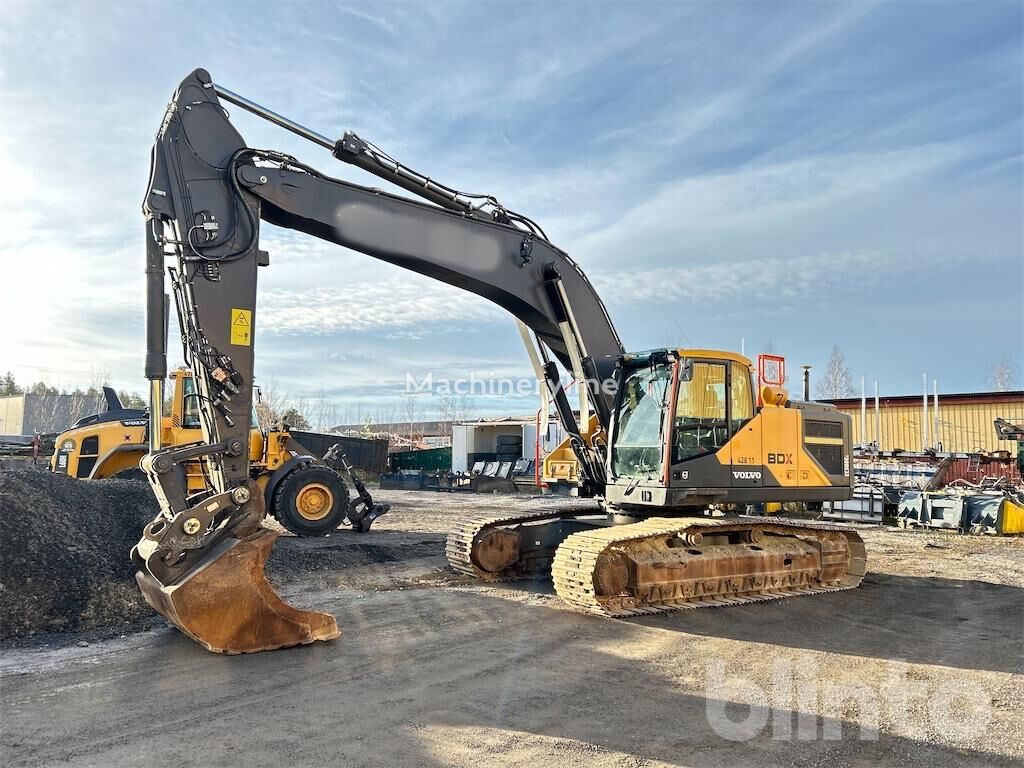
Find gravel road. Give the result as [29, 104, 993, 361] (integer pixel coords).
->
[1, 489, 1021, 767]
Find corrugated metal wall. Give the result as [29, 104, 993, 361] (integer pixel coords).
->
[23, 394, 106, 434]
[0, 394, 107, 435]
[0, 396, 26, 435]
[838, 399, 1024, 453]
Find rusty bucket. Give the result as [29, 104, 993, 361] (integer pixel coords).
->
[136, 528, 339, 654]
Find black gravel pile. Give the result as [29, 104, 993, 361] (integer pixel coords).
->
[0, 471, 159, 638]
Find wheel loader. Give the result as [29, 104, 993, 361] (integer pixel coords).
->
[132, 68, 865, 654]
[52, 368, 386, 536]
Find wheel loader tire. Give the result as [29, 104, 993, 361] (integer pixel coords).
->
[273, 465, 350, 537]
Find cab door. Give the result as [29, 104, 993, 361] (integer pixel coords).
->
[727, 361, 761, 488]
[667, 359, 732, 488]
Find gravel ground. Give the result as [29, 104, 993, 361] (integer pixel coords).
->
[1, 486, 1022, 767]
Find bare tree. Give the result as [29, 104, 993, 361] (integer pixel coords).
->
[292, 394, 309, 429]
[402, 393, 420, 441]
[322, 400, 339, 432]
[87, 366, 112, 395]
[438, 394, 477, 437]
[370, 405, 398, 431]
[987, 358, 1018, 392]
[254, 377, 287, 430]
[816, 345, 854, 399]
[311, 389, 330, 431]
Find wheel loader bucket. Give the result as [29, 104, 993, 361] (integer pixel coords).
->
[136, 528, 339, 654]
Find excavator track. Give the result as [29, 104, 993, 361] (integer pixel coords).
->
[551, 517, 866, 617]
[446, 510, 572, 582]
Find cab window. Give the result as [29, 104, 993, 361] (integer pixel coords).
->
[611, 364, 672, 477]
[673, 361, 727, 462]
[181, 377, 201, 429]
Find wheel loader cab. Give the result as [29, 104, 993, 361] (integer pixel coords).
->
[606, 350, 852, 509]
[167, 370, 280, 479]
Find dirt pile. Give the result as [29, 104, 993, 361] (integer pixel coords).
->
[0, 471, 159, 638]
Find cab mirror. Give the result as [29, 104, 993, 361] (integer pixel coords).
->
[680, 358, 694, 382]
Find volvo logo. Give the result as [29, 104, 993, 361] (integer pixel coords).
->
[732, 471, 761, 480]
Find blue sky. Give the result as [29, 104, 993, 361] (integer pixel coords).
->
[0, 0, 1021, 425]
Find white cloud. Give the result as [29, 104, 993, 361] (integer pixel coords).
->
[592, 249, 962, 307]
[258, 279, 503, 335]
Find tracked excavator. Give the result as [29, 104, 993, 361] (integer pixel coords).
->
[134, 68, 866, 654]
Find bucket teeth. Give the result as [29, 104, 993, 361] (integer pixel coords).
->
[136, 528, 339, 654]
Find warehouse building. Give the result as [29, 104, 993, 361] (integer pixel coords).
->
[829, 390, 1023, 454]
[0, 392, 106, 435]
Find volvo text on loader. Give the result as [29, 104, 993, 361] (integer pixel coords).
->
[134, 68, 865, 653]
[51, 369, 386, 536]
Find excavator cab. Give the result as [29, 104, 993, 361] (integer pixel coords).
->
[606, 350, 851, 509]
[610, 351, 746, 484]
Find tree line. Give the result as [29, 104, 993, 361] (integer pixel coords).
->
[0, 371, 147, 408]
[814, 347, 1017, 399]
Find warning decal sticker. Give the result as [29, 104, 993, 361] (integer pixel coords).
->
[230, 308, 252, 346]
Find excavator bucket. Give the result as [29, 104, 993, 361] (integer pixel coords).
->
[136, 528, 339, 654]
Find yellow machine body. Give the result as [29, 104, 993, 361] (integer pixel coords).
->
[997, 497, 1024, 535]
[51, 369, 295, 487]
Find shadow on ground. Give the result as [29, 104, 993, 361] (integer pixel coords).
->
[2, 586, 1017, 768]
[476, 570, 1023, 675]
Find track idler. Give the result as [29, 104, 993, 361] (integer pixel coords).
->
[132, 480, 339, 654]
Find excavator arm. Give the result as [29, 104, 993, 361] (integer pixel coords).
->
[133, 68, 623, 652]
